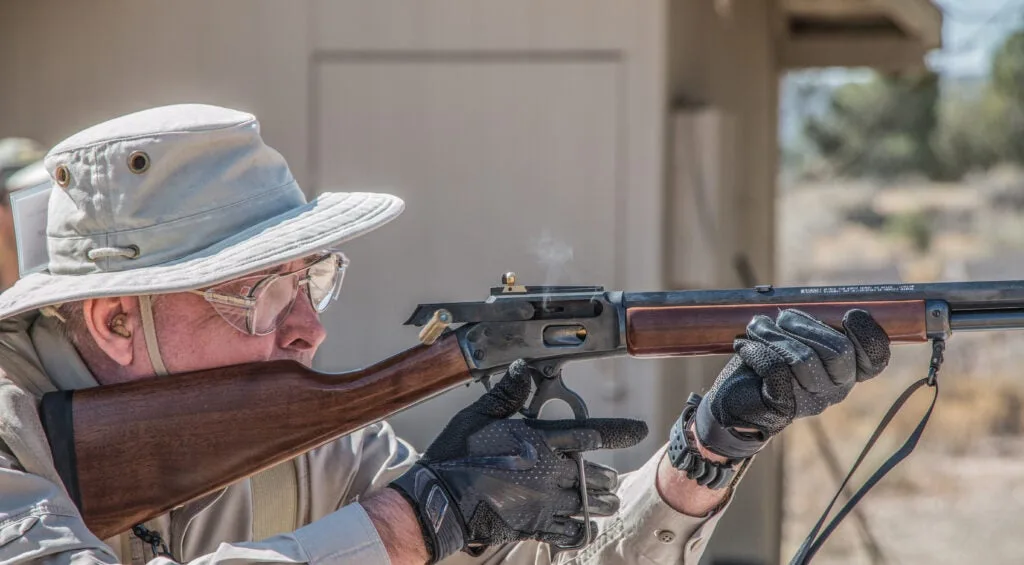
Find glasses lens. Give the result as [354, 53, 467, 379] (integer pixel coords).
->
[200, 253, 349, 336]
[307, 254, 346, 312]
[252, 275, 300, 334]
[203, 276, 263, 335]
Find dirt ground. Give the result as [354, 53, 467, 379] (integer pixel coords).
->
[783, 434, 1024, 564]
[779, 334, 1024, 563]
[777, 174, 1024, 564]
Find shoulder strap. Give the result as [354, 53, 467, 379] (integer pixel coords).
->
[251, 460, 299, 540]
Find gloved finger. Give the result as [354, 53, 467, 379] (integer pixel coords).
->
[554, 459, 618, 491]
[527, 418, 648, 452]
[585, 460, 618, 491]
[469, 359, 534, 418]
[842, 309, 891, 381]
[536, 518, 597, 547]
[733, 338, 795, 404]
[571, 489, 620, 517]
[744, 314, 832, 394]
[736, 336, 850, 421]
[546, 474, 619, 517]
[775, 309, 856, 387]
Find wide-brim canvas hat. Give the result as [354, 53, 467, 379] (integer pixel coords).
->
[0, 104, 404, 320]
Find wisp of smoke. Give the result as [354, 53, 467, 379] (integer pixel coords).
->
[533, 231, 574, 308]
[534, 230, 574, 286]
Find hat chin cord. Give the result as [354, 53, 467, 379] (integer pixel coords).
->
[137, 295, 169, 377]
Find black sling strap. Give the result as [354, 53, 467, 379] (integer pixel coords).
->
[789, 339, 945, 565]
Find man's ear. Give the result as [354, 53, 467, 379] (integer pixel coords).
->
[82, 296, 138, 367]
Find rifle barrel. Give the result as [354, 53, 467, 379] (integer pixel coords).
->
[950, 308, 1024, 331]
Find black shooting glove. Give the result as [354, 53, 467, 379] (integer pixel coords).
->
[389, 360, 648, 563]
[694, 308, 891, 460]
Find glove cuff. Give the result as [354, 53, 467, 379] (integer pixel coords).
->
[668, 394, 742, 489]
[694, 395, 769, 459]
[389, 464, 466, 564]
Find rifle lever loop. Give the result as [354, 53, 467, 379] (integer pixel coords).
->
[520, 364, 589, 421]
[519, 363, 593, 552]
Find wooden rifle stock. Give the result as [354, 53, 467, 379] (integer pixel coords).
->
[625, 300, 930, 355]
[39, 332, 472, 540]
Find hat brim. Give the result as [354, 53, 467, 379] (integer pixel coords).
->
[0, 191, 404, 320]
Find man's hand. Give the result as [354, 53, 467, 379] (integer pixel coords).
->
[389, 360, 648, 563]
[655, 308, 891, 517]
[694, 308, 891, 459]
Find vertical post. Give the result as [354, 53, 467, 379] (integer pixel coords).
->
[663, 105, 783, 565]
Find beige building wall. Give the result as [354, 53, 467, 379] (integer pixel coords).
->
[0, 0, 671, 468]
[301, 1, 673, 475]
[0, 2, 810, 564]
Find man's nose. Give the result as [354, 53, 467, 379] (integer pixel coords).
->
[276, 291, 327, 353]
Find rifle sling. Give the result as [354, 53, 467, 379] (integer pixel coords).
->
[788, 339, 945, 565]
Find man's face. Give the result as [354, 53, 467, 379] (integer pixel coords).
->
[153, 257, 329, 374]
[78, 256, 331, 385]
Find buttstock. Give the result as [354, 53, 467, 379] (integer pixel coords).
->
[40, 332, 472, 540]
[625, 300, 929, 357]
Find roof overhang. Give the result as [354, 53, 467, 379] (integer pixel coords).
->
[779, 0, 943, 71]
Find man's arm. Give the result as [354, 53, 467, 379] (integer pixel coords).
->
[0, 446, 397, 565]
[655, 422, 733, 517]
[363, 488, 430, 565]
[348, 418, 736, 565]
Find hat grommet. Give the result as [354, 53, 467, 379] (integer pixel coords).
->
[54, 165, 71, 188]
[127, 151, 150, 174]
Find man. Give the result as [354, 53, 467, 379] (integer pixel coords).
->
[0, 137, 46, 291]
[0, 104, 891, 564]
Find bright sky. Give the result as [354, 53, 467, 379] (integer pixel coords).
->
[929, 0, 1024, 77]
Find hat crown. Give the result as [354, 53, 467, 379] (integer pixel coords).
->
[43, 104, 306, 275]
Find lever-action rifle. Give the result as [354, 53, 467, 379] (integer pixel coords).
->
[37, 272, 1024, 542]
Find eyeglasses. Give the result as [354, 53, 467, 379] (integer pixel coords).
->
[189, 252, 349, 336]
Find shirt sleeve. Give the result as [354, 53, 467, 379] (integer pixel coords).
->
[436, 444, 739, 565]
[347, 423, 740, 565]
[555, 444, 736, 565]
[0, 448, 392, 565]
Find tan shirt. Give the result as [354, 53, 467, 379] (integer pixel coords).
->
[0, 313, 734, 564]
